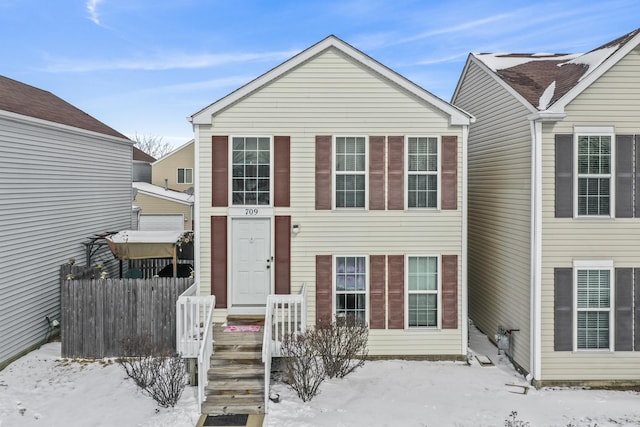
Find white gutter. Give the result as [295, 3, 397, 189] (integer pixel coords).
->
[528, 118, 543, 383]
[461, 125, 469, 355]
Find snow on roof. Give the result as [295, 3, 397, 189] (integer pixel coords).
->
[133, 181, 193, 204]
[107, 230, 187, 244]
[474, 53, 578, 72]
[559, 45, 619, 81]
[537, 81, 556, 110]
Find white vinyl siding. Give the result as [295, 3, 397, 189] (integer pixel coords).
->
[197, 47, 464, 355]
[452, 59, 533, 371]
[406, 136, 439, 209]
[541, 46, 640, 381]
[0, 112, 131, 367]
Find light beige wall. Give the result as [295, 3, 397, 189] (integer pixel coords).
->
[453, 60, 533, 371]
[152, 142, 194, 192]
[198, 48, 465, 355]
[540, 45, 640, 381]
[134, 192, 192, 230]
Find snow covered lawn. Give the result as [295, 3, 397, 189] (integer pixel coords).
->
[1, 326, 639, 426]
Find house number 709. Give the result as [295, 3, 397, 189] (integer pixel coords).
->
[245, 208, 259, 216]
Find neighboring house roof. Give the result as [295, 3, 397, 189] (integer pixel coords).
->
[133, 147, 156, 162]
[152, 139, 193, 165]
[0, 74, 129, 139]
[190, 35, 473, 126]
[460, 28, 640, 112]
[133, 181, 194, 205]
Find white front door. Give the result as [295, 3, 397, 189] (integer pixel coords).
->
[232, 218, 271, 306]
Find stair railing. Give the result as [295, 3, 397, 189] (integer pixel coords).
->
[176, 282, 215, 404]
[262, 283, 307, 411]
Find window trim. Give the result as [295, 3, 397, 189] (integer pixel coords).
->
[332, 135, 369, 210]
[404, 254, 441, 329]
[573, 128, 615, 218]
[177, 167, 193, 185]
[573, 260, 614, 352]
[332, 254, 369, 324]
[404, 135, 441, 210]
[228, 135, 274, 207]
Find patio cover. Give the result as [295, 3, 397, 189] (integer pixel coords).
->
[105, 230, 188, 260]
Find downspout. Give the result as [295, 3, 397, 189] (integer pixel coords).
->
[529, 119, 543, 383]
[461, 124, 469, 355]
[193, 124, 201, 294]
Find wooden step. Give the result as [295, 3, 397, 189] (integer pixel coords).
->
[226, 315, 265, 326]
[208, 364, 264, 380]
[202, 401, 264, 416]
[206, 378, 264, 396]
[214, 351, 261, 360]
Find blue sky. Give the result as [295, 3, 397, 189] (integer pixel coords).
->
[1, 0, 639, 147]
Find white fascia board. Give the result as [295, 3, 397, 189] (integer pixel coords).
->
[526, 111, 566, 122]
[466, 55, 539, 115]
[0, 108, 132, 146]
[547, 32, 640, 113]
[190, 35, 472, 127]
[135, 189, 193, 205]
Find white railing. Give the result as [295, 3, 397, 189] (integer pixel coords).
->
[262, 283, 307, 411]
[176, 282, 215, 404]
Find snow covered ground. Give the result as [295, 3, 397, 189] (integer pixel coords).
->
[1, 325, 639, 426]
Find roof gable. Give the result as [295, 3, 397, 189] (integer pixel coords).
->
[152, 139, 194, 166]
[467, 28, 640, 112]
[190, 35, 472, 126]
[0, 75, 128, 139]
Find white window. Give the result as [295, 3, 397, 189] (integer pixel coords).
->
[177, 168, 193, 184]
[574, 261, 613, 350]
[334, 136, 367, 209]
[231, 136, 271, 206]
[406, 256, 440, 328]
[575, 131, 613, 217]
[334, 256, 367, 324]
[406, 137, 439, 209]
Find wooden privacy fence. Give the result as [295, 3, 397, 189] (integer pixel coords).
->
[61, 277, 193, 358]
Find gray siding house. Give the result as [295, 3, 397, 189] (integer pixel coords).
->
[0, 75, 133, 369]
[452, 28, 640, 386]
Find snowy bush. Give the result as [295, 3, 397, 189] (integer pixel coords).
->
[310, 318, 368, 379]
[281, 332, 326, 402]
[504, 411, 530, 427]
[118, 335, 188, 407]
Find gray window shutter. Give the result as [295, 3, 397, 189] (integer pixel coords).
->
[615, 268, 633, 351]
[635, 269, 640, 351]
[555, 135, 573, 218]
[554, 267, 573, 351]
[616, 135, 634, 218]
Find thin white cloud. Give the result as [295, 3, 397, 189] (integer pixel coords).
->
[417, 53, 468, 65]
[86, 0, 102, 25]
[42, 49, 299, 73]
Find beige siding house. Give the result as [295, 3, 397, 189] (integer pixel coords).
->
[133, 140, 194, 230]
[452, 28, 640, 385]
[190, 36, 473, 357]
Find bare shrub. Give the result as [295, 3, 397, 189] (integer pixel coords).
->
[117, 335, 188, 407]
[310, 318, 368, 378]
[504, 411, 530, 427]
[281, 332, 325, 402]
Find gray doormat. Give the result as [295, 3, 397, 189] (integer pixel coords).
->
[204, 414, 249, 426]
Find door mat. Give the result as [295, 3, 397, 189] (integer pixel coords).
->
[203, 414, 249, 426]
[224, 325, 261, 332]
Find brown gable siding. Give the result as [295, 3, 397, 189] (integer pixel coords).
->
[387, 136, 404, 210]
[369, 255, 386, 329]
[441, 136, 458, 210]
[315, 135, 332, 210]
[316, 255, 333, 323]
[369, 136, 385, 210]
[441, 255, 458, 329]
[274, 216, 291, 295]
[274, 136, 290, 207]
[212, 136, 229, 207]
[387, 255, 404, 329]
[211, 216, 228, 308]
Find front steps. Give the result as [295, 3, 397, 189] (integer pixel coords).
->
[202, 319, 265, 416]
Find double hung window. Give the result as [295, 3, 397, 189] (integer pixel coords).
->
[576, 134, 612, 216]
[575, 262, 612, 350]
[407, 137, 438, 208]
[335, 256, 367, 324]
[335, 136, 366, 208]
[177, 168, 193, 184]
[232, 136, 271, 206]
[407, 256, 439, 328]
